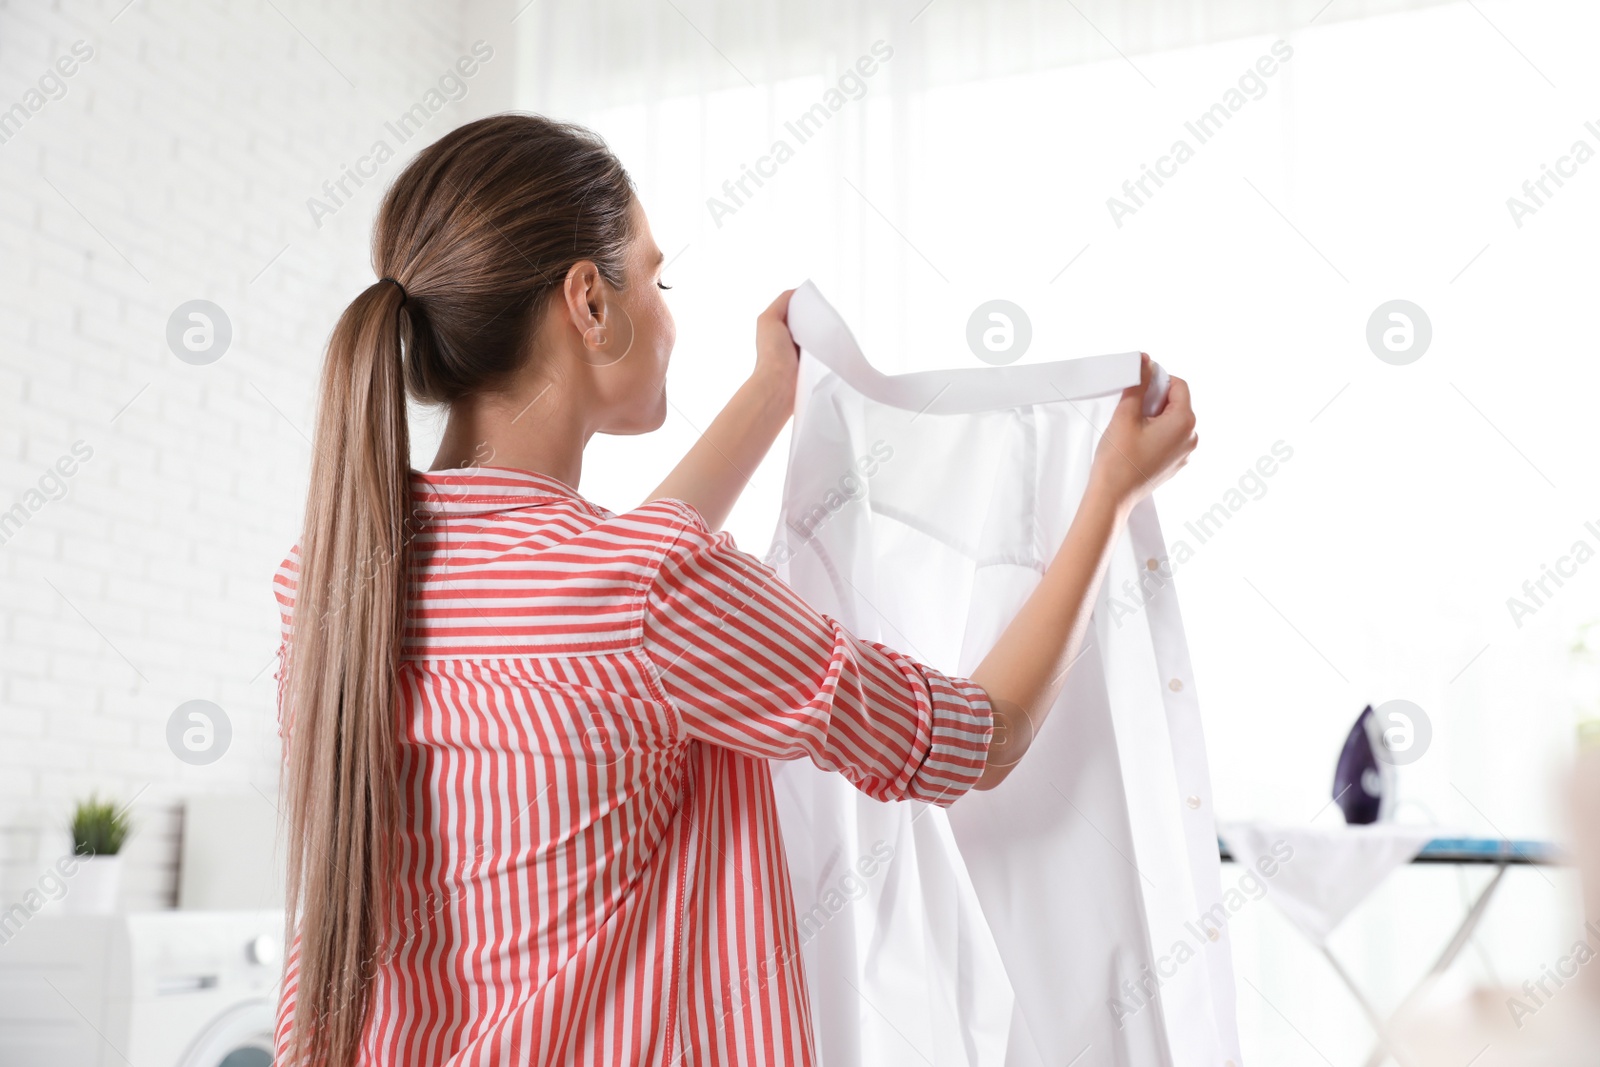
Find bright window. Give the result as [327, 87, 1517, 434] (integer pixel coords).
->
[510, 3, 1594, 1060]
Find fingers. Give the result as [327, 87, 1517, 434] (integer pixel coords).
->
[763, 289, 796, 322]
[1157, 376, 1194, 427]
[1117, 355, 1150, 408]
[1150, 382, 1197, 473]
[1163, 375, 1190, 410]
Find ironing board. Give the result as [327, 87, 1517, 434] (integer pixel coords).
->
[1219, 830, 1564, 1067]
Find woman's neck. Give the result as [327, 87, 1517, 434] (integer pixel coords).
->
[430, 376, 589, 490]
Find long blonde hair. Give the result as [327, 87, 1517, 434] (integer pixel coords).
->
[280, 114, 635, 1067]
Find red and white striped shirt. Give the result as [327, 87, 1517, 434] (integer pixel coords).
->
[273, 466, 993, 1065]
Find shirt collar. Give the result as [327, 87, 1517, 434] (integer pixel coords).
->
[410, 465, 612, 519]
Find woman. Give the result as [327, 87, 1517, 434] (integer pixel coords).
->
[274, 114, 1196, 1066]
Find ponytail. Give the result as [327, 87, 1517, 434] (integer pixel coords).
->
[281, 277, 411, 1067]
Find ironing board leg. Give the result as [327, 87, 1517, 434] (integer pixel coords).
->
[1318, 944, 1415, 1067]
[1356, 863, 1509, 1067]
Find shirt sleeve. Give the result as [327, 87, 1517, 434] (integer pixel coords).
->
[641, 500, 993, 806]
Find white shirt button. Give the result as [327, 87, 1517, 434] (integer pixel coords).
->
[1168, 678, 1183, 692]
[1186, 795, 1202, 809]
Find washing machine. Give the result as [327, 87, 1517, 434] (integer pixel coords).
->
[0, 910, 281, 1067]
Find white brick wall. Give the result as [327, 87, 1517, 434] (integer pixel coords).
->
[0, 0, 517, 909]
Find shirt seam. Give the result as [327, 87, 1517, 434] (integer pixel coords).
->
[631, 499, 702, 717]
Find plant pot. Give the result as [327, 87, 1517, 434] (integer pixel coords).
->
[61, 855, 122, 915]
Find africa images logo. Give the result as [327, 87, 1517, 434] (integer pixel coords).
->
[705, 41, 894, 228]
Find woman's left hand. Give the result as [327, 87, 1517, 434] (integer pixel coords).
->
[643, 289, 801, 528]
[753, 289, 800, 414]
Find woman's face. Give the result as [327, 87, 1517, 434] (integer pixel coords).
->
[589, 199, 676, 435]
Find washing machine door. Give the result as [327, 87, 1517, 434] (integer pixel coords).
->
[177, 999, 275, 1067]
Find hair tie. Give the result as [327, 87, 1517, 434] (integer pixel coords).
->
[380, 276, 408, 307]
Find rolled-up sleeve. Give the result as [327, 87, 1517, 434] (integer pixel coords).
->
[641, 500, 992, 806]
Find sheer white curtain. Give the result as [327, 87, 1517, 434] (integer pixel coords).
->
[511, 2, 1596, 1062]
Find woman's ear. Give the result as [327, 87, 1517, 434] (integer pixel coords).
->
[559, 260, 634, 367]
[561, 260, 607, 348]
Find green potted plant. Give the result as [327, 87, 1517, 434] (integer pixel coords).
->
[63, 795, 132, 914]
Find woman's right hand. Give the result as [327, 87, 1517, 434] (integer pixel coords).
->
[971, 354, 1195, 789]
[1088, 353, 1197, 514]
